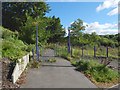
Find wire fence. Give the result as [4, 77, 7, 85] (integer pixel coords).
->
[54, 43, 118, 60]
[31, 43, 118, 61]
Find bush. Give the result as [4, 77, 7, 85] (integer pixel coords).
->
[26, 44, 35, 52]
[48, 58, 56, 63]
[71, 60, 79, 66]
[73, 59, 119, 83]
[29, 60, 41, 68]
[1, 26, 18, 39]
[2, 26, 28, 61]
[2, 39, 27, 60]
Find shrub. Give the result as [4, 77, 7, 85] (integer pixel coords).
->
[1, 26, 18, 39]
[73, 59, 119, 83]
[26, 44, 35, 52]
[29, 60, 41, 68]
[71, 60, 79, 66]
[2, 39, 27, 61]
[48, 58, 56, 63]
[2, 26, 28, 61]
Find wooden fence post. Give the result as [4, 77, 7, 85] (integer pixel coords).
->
[71, 45, 72, 57]
[94, 46, 96, 58]
[82, 46, 84, 57]
[106, 47, 108, 58]
[32, 48, 34, 60]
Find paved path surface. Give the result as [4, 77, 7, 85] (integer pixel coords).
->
[40, 49, 55, 61]
[21, 49, 97, 88]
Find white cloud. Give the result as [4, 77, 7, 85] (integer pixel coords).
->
[107, 7, 118, 16]
[84, 22, 118, 35]
[96, 0, 119, 16]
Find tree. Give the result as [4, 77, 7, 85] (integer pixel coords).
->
[19, 16, 50, 44]
[69, 18, 86, 36]
[68, 19, 87, 46]
[90, 32, 101, 46]
[19, 15, 65, 45]
[46, 16, 65, 43]
[2, 2, 50, 31]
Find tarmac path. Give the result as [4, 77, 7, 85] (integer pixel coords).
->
[21, 49, 97, 88]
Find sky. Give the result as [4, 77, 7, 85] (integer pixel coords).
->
[45, 0, 119, 35]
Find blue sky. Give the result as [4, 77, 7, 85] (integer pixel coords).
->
[46, 2, 117, 27]
[45, 0, 118, 35]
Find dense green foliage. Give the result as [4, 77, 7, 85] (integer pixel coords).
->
[2, 2, 65, 61]
[19, 16, 65, 45]
[2, 2, 65, 45]
[68, 32, 119, 47]
[1, 26, 28, 61]
[61, 18, 119, 48]
[2, 2, 50, 31]
[69, 18, 86, 36]
[71, 59, 119, 83]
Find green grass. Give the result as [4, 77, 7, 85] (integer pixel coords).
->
[71, 59, 119, 83]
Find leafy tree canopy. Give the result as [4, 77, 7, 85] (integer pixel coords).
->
[2, 2, 50, 31]
[69, 18, 87, 36]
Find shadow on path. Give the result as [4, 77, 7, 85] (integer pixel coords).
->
[42, 64, 74, 67]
